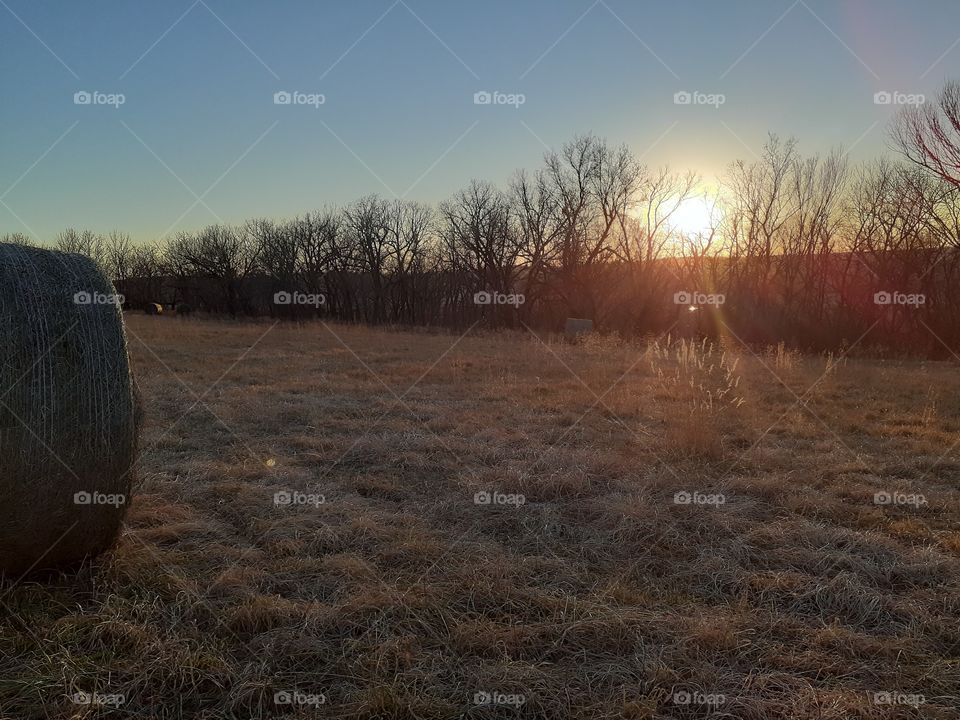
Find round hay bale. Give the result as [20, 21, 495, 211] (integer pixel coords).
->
[0, 243, 137, 575]
[145, 302, 163, 316]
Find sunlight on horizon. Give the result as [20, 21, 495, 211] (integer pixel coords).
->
[667, 195, 722, 238]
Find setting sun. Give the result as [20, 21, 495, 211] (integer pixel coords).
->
[668, 195, 720, 237]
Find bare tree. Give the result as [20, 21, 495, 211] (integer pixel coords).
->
[384, 200, 433, 323]
[778, 150, 847, 327]
[544, 134, 642, 320]
[510, 169, 563, 317]
[440, 180, 521, 325]
[126, 242, 168, 307]
[250, 218, 297, 300]
[1, 232, 34, 246]
[610, 168, 697, 333]
[620, 168, 697, 265]
[56, 229, 106, 268]
[723, 135, 798, 319]
[343, 196, 391, 323]
[104, 231, 135, 284]
[893, 79, 960, 188]
[167, 225, 259, 315]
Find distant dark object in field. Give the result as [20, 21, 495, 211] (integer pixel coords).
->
[565, 318, 594, 339]
[176, 302, 193, 316]
[145, 302, 163, 315]
[0, 243, 137, 575]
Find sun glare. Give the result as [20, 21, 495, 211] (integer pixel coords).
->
[669, 196, 718, 237]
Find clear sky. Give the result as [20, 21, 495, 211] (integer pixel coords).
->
[1, 0, 958, 243]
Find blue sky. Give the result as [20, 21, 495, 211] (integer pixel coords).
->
[1, 0, 958, 243]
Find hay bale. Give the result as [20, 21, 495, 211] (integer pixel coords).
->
[0, 243, 137, 574]
[145, 302, 163, 316]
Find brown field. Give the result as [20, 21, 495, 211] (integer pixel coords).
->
[2, 315, 959, 719]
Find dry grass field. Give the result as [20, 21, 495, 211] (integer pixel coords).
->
[2, 315, 959, 719]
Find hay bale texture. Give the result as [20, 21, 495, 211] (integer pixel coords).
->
[0, 243, 137, 574]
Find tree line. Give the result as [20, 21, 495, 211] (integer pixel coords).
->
[4, 80, 960, 355]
